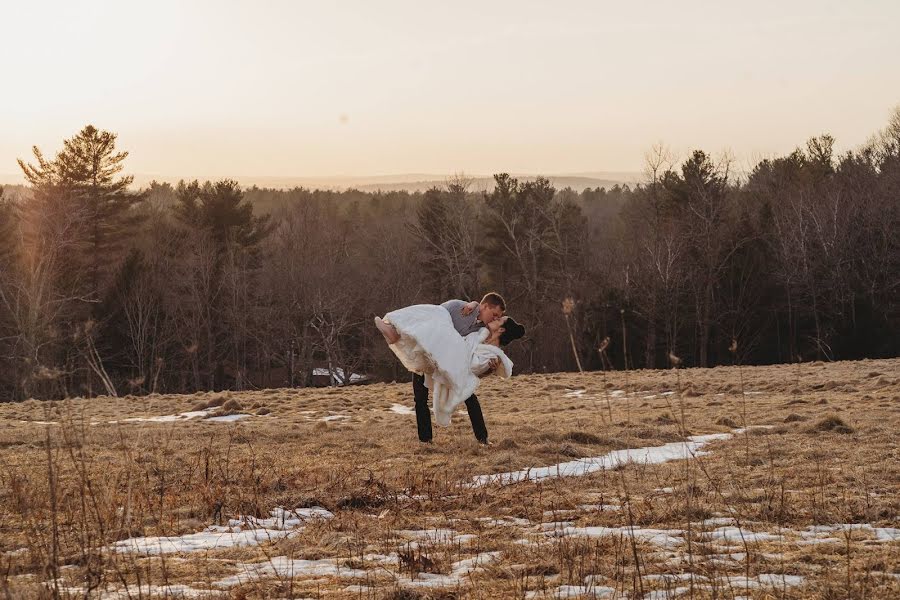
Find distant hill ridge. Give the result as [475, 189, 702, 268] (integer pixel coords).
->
[1, 172, 642, 194]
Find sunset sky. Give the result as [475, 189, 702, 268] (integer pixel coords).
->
[2, 0, 898, 184]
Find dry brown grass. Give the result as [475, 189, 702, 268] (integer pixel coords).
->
[0, 358, 898, 598]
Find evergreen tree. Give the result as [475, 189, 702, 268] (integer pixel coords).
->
[173, 179, 270, 254]
[18, 125, 144, 303]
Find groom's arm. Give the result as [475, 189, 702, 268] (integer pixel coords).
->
[440, 299, 466, 314]
[441, 299, 481, 336]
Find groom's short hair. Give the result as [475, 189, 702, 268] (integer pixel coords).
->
[480, 292, 506, 312]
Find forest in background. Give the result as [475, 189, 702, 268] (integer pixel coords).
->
[0, 111, 898, 401]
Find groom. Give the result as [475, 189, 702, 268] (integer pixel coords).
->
[413, 292, 506, 445]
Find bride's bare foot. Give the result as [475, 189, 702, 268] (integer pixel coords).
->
[374, 317, 400, 344]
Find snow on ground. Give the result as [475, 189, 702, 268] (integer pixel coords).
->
[721, 574, 806, 588]
[103, 408, 250, 425]
[396, 528, 476, 548]
[577, 503, 621, 512]
[472, 432, 734, 486]
[546, 524, 685, 548]
[59, 583, 209, 599]
[112, 507, 333, 555]
[799, 524, 900, 543]
[706, 526, 784, 544]
[118, 409, 214, 423]
[319, 414, 350, 422]
[402, 551, 502, 589]
[389, 403, 415, 415]
[205, 413, 252, 422]
[214, 556, 368, 587]
[527, 583, 616, 598]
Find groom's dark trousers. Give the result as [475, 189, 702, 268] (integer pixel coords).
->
[412, 373, 487, 443]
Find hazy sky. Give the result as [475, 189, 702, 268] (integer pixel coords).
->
[2, 0, 898, 181]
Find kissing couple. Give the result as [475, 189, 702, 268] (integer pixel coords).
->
[375, 293, 525, 445]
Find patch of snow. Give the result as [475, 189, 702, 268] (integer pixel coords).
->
[706, 526, 783, 544]
[215, 556, 367, 587]
[477, 516, 532, 527]
[644, 587, 689, 600]
[396, 528, 475, 548]
[390, 403, 415, 415]
[402, 551, 501, 588]
[643, 573, 708, 583]
[541, 521, 575, 532]
[800, 524, 900, 543]
[59, 584, 208, 598]
[112, 507, 332, 555]
[473, 432, 736, 486]
[111, 408, 250, 424]
[721, 574, 805, 588]
[320, 414, 350, 422]
[205, 413, 251, 423]
[543, 509, 578, 518]
[363, 552, 399, 565]
[564, 389, 587, 398]
[795, 537, 842, 545]
[578, 503, 620, 512]
[527, 585, 615, 599]
[700, 517, 737, 526]
[705, 552, 748, 564]
[547, 525, 684, 548]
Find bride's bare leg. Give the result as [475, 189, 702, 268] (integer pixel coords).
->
[374, 316, 400, 344]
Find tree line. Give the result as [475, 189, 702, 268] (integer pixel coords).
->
[1, 114, 898, 401]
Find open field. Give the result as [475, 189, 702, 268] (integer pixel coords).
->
[1, 358, 898, 599]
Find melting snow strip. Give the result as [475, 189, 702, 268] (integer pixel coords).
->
[112, 507, 333, 555]
[401, 551, 501, 589]
[472, 432, 734, 486]
[105, 408, 249, 424]
[214, 556, 367, 587]
[545, 524, 685, 548]
[527, 584, 615, 599]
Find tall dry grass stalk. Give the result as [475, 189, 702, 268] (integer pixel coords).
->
[561, 298, 583, 373]
[620, 310, 633, 426]
[730, 337, 750, 462]
[597, 337, 613, 423]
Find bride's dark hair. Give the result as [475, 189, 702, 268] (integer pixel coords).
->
[499, 317, 525, 346]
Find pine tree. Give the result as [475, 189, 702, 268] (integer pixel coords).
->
[18, 125, 144, 302]
[173, 179, 270, 254]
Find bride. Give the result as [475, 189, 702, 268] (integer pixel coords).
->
[375, 304, 524, 426]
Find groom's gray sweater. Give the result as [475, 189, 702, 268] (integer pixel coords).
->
[441, 299, 484, 336]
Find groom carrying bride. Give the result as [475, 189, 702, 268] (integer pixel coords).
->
[375, 293, 525, 445]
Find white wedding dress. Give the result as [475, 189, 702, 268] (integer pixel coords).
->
[384, 304, 513, 426]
